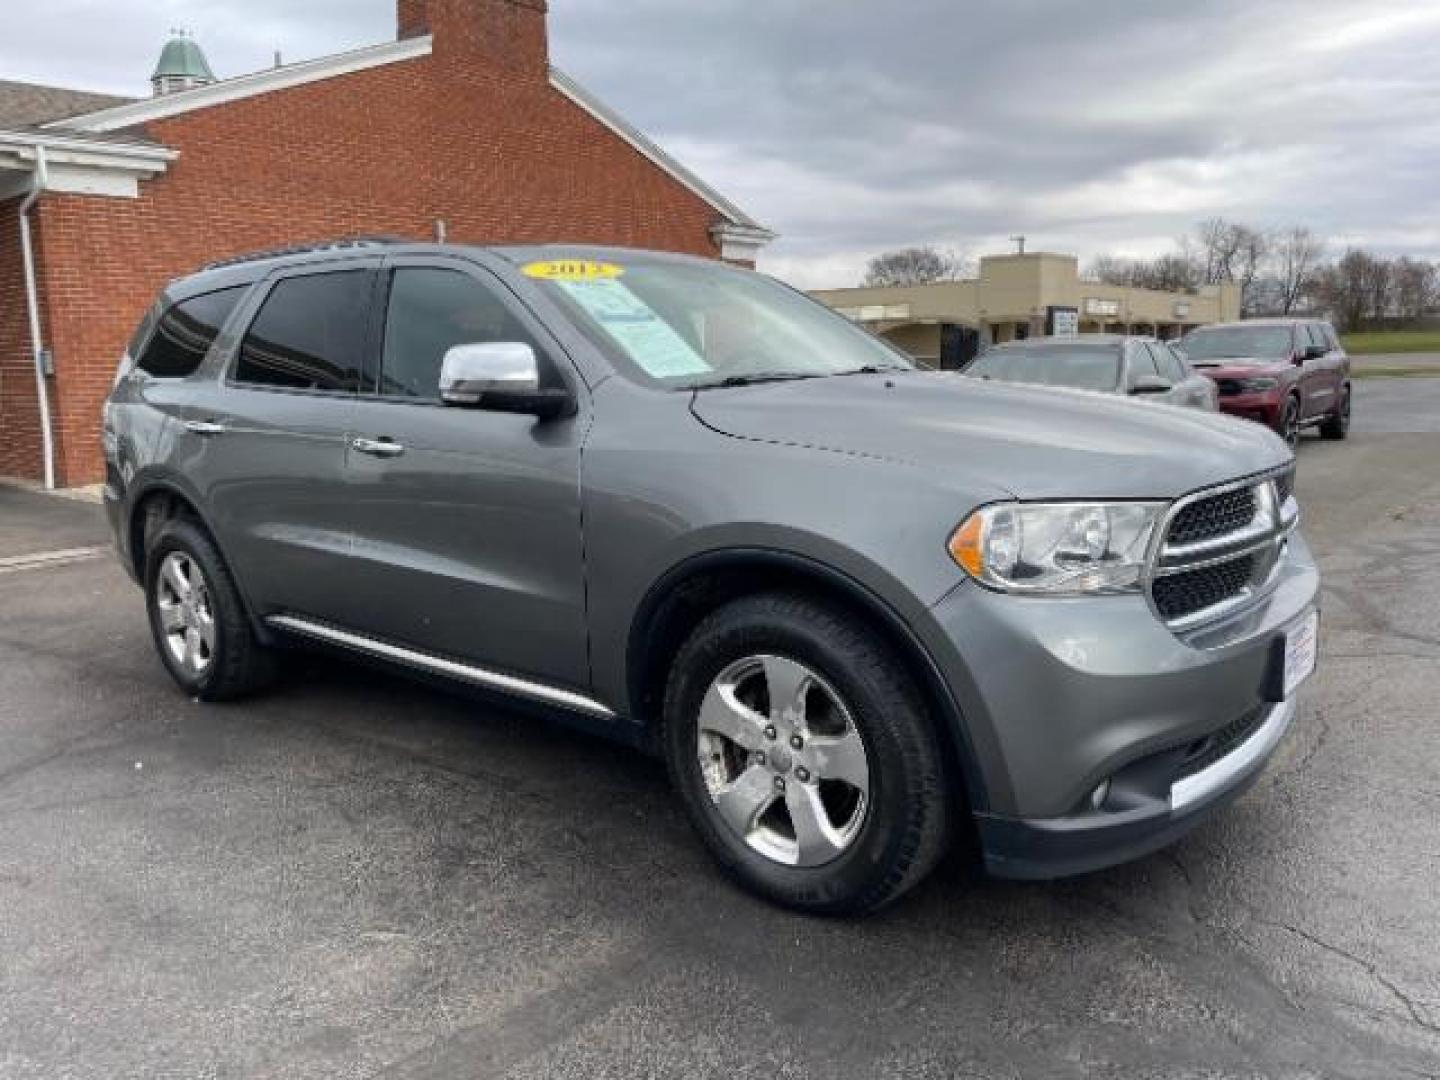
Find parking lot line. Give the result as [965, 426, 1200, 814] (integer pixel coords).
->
[0, 546, 108, 574]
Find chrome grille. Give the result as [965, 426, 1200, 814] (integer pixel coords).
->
[1153, 553, 1257, 620]
[1168, 487, 1257, 547]
[1149, 471, 1297, 630]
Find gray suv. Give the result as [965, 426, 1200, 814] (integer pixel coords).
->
[103, 242, 1320, 914]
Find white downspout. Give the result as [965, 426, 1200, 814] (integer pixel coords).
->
[18, 144, 56, 490]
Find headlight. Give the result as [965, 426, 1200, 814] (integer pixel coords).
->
[1237, 377, 1278, 391]
[948, 502, 1164, 594]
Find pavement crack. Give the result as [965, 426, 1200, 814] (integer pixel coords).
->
[1261, 918, 1440, 1037]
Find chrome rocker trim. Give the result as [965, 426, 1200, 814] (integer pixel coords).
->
[266, 614, 616, 719]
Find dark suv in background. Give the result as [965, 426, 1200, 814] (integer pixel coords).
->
[103, 241, 1319, 914]
[1181, 318, 1351, 447]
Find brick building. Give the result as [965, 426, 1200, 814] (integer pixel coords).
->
[0, 0, 773, 488]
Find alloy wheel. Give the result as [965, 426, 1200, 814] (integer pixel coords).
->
[695, 654, 870, 867]
[1283, 400, 1301, 449]
[155, 552, 216, 677]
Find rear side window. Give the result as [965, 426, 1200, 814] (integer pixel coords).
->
[379, 267, 543, 400]
[234, 270, 372, 392]
[135, 287, 246, 379]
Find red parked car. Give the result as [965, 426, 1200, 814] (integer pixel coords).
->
[1180, 319, 1351, 448]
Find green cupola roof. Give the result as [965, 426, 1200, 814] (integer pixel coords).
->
[151, 32, 215, 92]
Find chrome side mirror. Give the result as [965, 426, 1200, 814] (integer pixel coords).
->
[438, 342, 573, 419]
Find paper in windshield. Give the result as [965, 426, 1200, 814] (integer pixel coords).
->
[556, 278, 711, 379]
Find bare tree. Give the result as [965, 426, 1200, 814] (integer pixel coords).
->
[1234, 226, 1270, 315]
[1391, 256, 1437, 320]
[1085, 252, 1198, 291]
[1195, 217, 1244, 284]
[862, 246, 970, 287]
[1273, 227, 1325, 314]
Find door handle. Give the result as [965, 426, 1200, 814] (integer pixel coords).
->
[351, 436, 405, 459]
[183, 420, 227, 436]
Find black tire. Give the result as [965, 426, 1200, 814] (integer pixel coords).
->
[1319, 384, 1351, 440]
[662, 592, 950, 915]
[144, 518, 274, 701]
[1278, 395, 1302, 450]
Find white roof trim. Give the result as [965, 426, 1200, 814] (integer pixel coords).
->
[0, 129, 177, 169]
[48, 36, 434, 134]
[550, 66, 773, 237]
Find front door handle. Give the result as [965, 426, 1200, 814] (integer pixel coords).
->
[351, 436, 405, 459]
[184, 420, 227, 436]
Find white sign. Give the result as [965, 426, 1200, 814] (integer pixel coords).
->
[1084, 297, 1121, 317]
[1173, 301, 1191, 319]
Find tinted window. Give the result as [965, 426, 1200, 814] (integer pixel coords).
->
[1182, 326, 1294, 362]
[136, 287, 246, 378]
[235, 270, 372, 391]
[1321, 323, 1341, 350]
[1307, 324, 1329, 350]
[1154, 343, 1186, 382]
[380, 268, 542, 399]
[967, 344, 1120, 391]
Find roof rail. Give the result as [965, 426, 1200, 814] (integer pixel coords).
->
[199, 235, 411, 271]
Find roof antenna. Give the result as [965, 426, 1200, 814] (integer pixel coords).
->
[1010, 234, 1027, 255]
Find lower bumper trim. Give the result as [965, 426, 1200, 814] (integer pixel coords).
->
[978, 698, 1296, 881]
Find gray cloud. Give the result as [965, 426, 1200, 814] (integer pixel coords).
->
[4, 1, 1438, 286]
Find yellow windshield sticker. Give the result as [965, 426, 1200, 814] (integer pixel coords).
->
[522, 259, 624, 282]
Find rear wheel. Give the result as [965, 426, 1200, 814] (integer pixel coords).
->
[1319, 384, 1351, 440]
[145, 519, 274, 701]
[662, 592, 950, 915]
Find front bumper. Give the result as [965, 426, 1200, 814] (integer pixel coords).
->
[1216, 391, 1283, 428]
[975, 697, 1294, 878]
[917, 530, 1319, 879]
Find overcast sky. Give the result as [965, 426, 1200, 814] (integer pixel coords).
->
[5, 0, 1439, 287]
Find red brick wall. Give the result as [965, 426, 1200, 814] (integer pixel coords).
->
[19, 8, 727, 485]
[0, 200, 53, 480]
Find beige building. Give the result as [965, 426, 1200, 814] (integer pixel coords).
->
[812, 252, 1241, 369]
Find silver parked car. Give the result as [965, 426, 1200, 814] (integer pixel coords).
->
[967, 335, 1219, 410]
[103, 242, 1317, 914]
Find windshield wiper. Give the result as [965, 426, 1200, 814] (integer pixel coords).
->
[833, 364, 910, 377]
[695, 372, 827, 390]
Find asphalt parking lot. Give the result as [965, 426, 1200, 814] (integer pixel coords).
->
[2, 379, 1439, 1079]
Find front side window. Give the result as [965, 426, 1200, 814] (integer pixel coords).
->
[1128, 343, 1161, 383]
[966, 345, 1121, 392]
[380, 267, 543, 400]
[234, 270, 372, 391]
[136, 287, 247, 378]
[1153, 343, 1186, 382]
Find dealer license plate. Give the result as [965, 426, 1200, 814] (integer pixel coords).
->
[1282, 609, 1319, 699]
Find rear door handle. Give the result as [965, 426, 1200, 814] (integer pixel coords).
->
[351, 437, 405, 459]
[184, 420, 227, 436]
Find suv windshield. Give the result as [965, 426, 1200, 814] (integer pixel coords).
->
[1183, 326, 1293, 363]
[518, 255, 911, 388]
[966, 344, 1120, 392]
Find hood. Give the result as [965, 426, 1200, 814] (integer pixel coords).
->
[690, 372, 1291, 501]
[1189, 358, 1294, 380]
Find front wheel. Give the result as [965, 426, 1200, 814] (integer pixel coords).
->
[662, 593, 951, 915]
[1319, 385, 1351, 440]
[1278, 396, 1302, 450]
